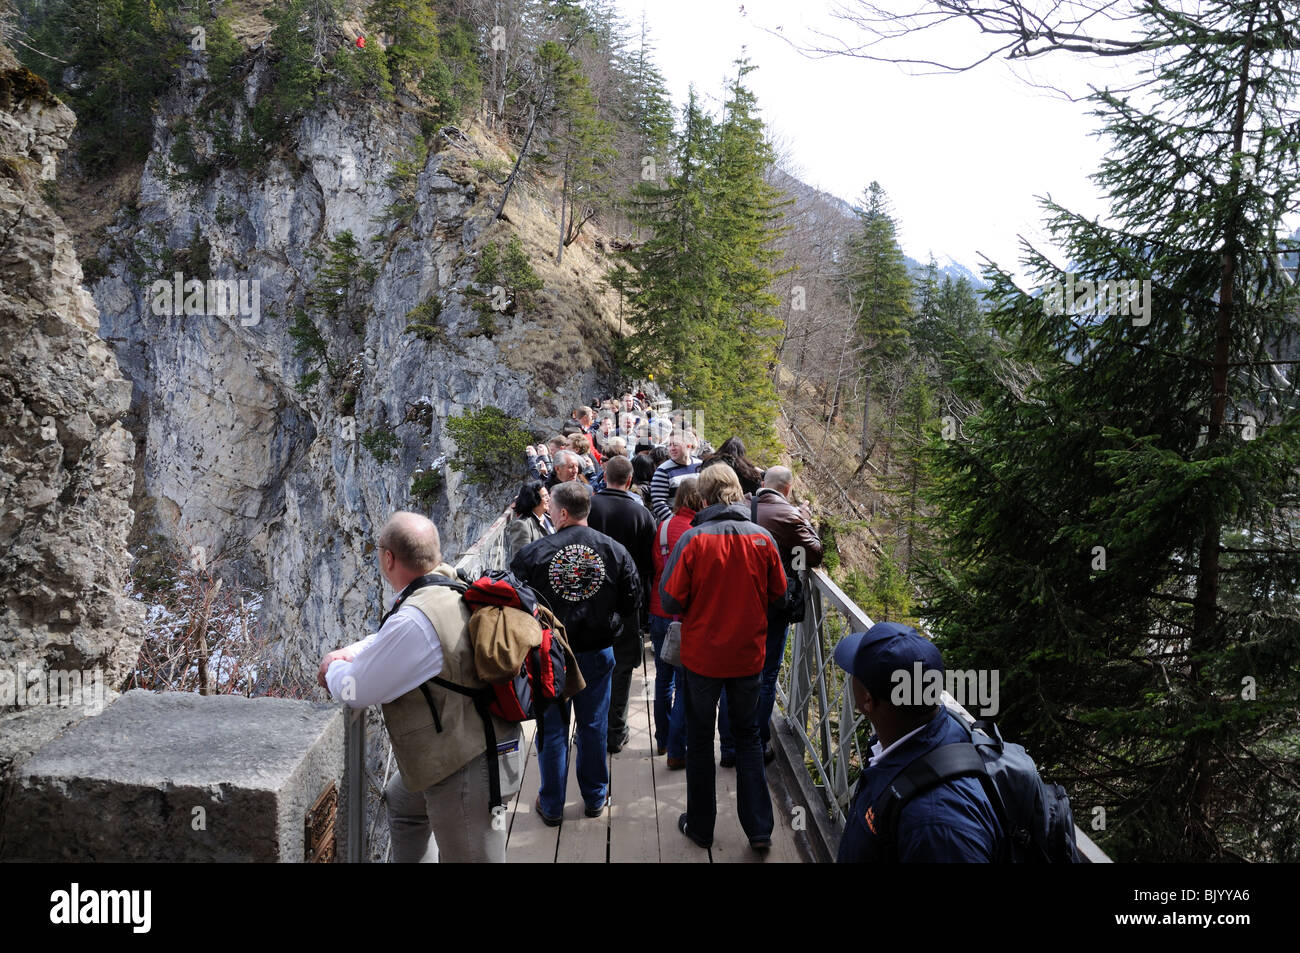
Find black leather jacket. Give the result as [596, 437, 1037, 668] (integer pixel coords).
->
[509, 524, 642, 652]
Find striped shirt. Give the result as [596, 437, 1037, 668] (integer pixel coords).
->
[649, 456, 701, 522]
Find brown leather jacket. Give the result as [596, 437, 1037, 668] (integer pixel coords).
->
[751, 488, 824, 573]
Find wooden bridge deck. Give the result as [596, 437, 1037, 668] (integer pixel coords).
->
[502, 633, 809, 863]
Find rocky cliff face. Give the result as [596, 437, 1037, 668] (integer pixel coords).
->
[0, 42, 143, 801]
[84, 52, 621, 675]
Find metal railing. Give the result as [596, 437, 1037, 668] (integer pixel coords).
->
[342, 512, 513, 862]
[772, 566, 1110, 862]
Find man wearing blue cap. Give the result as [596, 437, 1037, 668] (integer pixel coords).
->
[833, 622, 1003, 862]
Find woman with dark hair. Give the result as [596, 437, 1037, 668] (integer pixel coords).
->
[714, 436, 764, 495]
[504, 480, 552, 562]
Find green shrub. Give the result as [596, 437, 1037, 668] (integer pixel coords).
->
[215, 196, 235, 227]
[470, 157, 510, 181]
[405, 297, 444, 340]
[288, 307, 332, 388]
[410, 470, 443, 503]
[167, 120, 216, 186]
[361, 427, 401, 463]
[444, 407, 531, 489]
[81, 256, 107, 282]
[296, 368, 322, 393]
[473, 234, 542, 315]
[330, 37, 394, 100]
[307, 231, 376, 332]
[381, 140, 428, 226]
[203, 16, 245, 92]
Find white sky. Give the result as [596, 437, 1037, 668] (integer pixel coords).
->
[612, 0, 1154, 279]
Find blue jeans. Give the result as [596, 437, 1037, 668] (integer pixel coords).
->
[536, 647, 614, 817]
[648, 615, 686, 759]
[683, 667, 773, 844]
[756, 614, 790, 748]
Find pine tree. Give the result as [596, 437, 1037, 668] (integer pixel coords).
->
[369, 0, 440, 88]
[912, 255, 942, 353]
[612, 66, 787, 457]
[17, 0, 187, 170]
[536, 42, 615, 261]
[699, 60, 788, 456]
[619, 13, 674, 217]
[922, 0, 1300, 861]
[613, 87, 724, 402]
[840, 181, 912, 466]
[264, 0, 341, 118]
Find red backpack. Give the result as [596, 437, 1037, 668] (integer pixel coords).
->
[459, 571, 569, 721]
[398, 570, 571, 812]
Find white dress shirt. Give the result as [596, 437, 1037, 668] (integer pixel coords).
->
[325, 602, 444, 708]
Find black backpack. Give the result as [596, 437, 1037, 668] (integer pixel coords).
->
[874, 713, 1080, 863]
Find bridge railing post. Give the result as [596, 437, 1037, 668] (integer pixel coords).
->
[344, 706, 366, 863]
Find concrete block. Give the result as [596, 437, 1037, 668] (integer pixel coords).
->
[1, 690, 345, 862]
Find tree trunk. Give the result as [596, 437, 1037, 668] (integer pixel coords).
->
[556, 158, 569, 263]
[194, 578, 222, 697]
[494, 103, 537, 221]
[906, 456, 919, 573]
[860, 373, 871, 462]
[1187, 11, 1256, 847]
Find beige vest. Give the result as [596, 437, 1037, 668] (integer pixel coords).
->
[380, 566, 497, 790]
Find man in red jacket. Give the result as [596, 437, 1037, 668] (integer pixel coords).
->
[660, 464, 786, 851]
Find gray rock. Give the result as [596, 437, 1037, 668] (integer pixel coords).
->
[0, 50, 144, 826]
[2, 690, 344, 862]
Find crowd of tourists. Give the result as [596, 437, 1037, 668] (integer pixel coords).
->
[318, 388, 1011, 864]
[502, 390, 823, 852]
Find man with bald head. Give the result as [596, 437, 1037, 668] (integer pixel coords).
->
[319, 511, 522, 862]
[750, 466, 822, 761]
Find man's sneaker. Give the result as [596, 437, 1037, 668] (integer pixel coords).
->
[749, 835, 772, 851]
[584, 797, 609, 818]
[534, 796, 561, 827]
[678, 813, 711, 849]
[666, 757, 686, 770]
[607, 730, 630, 754]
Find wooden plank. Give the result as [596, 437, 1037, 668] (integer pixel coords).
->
[555, 717, 609, 863]
[711, 749, 766, 863]
[610, 644, 661, 863]
[645, 649, 709, 863]
[506, 644, 807, 864]
[710, 759, 801, 863]
[505, 719, 561, 863]
[765, 779, 807, 864]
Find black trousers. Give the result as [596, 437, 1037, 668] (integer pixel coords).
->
[606, 623, 644, 744]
